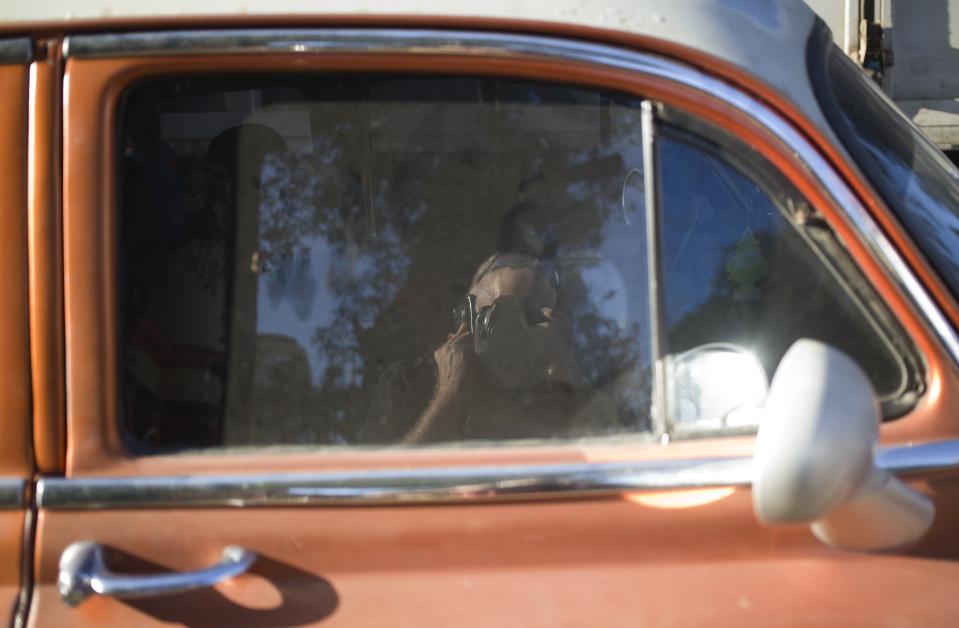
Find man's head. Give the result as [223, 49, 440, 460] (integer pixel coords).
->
[469, 252, 559, 324]
[458, 252, 582, 390]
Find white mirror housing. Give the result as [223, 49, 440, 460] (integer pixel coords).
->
[753, 339, 934, 551]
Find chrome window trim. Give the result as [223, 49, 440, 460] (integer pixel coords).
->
[0, 478, 25, 510]
[34, 439, 959, 510]
[64, 29, 523, 58]
[59, 29, 959, 496]
[641, 101, 669, 438]
[0, 38, 31, 64]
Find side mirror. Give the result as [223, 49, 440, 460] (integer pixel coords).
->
[753, 339, 934, 551]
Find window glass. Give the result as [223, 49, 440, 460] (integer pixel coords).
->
[658, 124, 918, 433]
[119, 73, 919, 452]
[809, 23, 959, 303]
[120, 76, 651, 450]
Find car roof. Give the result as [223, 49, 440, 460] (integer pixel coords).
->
[1, 0, 832, 138]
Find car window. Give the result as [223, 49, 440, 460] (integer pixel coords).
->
[120, 75, 651, 450]
[118, 74, 920, 452]
[658, 118, 921, 434]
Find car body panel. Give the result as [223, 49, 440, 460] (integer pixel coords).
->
[28, 42, 66, 475]
[0, 54, 31, 626]
[0, 57, 32, 480]
[0, 509, 25, 626]
[29, 490, 959, 627]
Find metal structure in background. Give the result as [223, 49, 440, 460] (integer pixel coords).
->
[807, 0, 959, 154]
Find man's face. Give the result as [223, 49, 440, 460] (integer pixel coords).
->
[472, 260, 558, 325]
[468, 258, 582, 390]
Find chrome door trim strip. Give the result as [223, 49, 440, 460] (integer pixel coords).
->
[876, 438, 959, 474]
[37, 457, 753, 510]
[0, 38, 32, 64]
[59, 28, 959, 371]
[35, 439, 959, 510]
[0, 478, 25, 509]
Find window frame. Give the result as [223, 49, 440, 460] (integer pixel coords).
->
[57, 28, 958, 487]
[112, 59, 923, 451]
[114, 72, 658, 452]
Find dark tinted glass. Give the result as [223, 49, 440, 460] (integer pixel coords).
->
[811, 24, 959, 300]
[659, 126, 914, 420]
[120, 75, 651, 450]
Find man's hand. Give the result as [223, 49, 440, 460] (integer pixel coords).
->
[433, 328, 482, 398]
[401, 327, 482, 443]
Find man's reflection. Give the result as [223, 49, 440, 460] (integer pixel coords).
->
[361, 251, 611, 443]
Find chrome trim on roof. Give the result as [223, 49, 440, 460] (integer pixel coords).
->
[0, 38, 31, 64]
[0, 478, 25, 509]
[34, 439, 959, 510]
[64, 29, 511, 58]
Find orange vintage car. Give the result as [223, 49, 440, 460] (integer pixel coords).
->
[2, 1, 959, 626]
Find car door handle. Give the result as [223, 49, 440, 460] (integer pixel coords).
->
[58, 541, 257, 607]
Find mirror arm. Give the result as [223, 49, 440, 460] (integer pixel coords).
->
[811, 468, 934, 551]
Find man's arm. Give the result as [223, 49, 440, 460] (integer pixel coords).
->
[402, 330, 481, 443]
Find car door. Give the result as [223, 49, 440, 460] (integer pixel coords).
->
[26, 27, 959, 627]
[0, 36, 33, 628]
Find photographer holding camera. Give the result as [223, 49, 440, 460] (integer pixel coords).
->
[361, 251, 610, 444]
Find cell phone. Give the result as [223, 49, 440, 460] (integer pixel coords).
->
[464, 294, 477, 334]
[452, 294, 478, 334]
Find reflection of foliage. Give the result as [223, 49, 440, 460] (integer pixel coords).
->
[180, 237, 227, 295]
[179, 157, 230, 294]
[296, 125, 645, 441]
[725, 232, 768, 299]
[270, 128, 647, 441]
[131, 76, 656, 445]
[669, 233, 769, 354]
[658, 131, 900, 398]
[258, 153, 321, 266]
[560, 271, 649, 431]
[668, 222, 902, 397]
[249, 335, 318, 441]
[252, 126, 430, 441]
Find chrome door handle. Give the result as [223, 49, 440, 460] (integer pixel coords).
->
[58, 541, 257, 607]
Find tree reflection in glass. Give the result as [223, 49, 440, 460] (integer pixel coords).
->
[121, 76, 652, 449]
